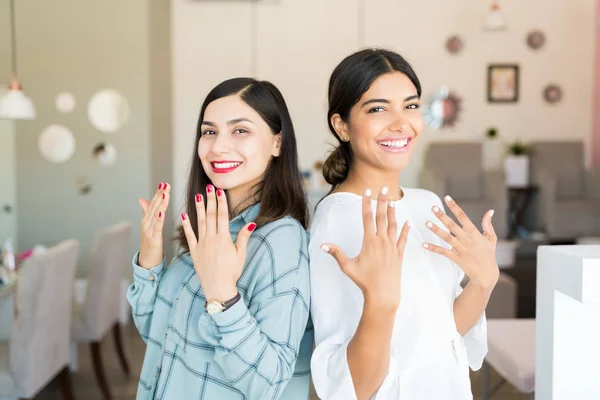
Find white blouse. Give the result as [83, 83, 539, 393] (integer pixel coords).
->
[309, 188, 487, 400]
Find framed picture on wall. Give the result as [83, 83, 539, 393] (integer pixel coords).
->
[487, 64, 519, 103]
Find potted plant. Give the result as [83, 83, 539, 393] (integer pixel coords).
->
[504, 139, 530, 187]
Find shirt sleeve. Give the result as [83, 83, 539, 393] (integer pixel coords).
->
[126, 252, 166, 342]
[309, 211, 400, 400]
[196, 222, 311, 400]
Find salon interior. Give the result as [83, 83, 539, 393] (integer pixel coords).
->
[0, 0, 599, 399]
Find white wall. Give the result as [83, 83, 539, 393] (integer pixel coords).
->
[171, 0, 596, 210]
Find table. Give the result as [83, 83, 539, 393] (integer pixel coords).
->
[507, 186, 538, 239]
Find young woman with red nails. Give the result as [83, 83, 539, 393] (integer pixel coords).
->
[128, 78, 312, 400]
[309, 49, 498, 399]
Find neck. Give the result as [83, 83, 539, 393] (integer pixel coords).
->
[338, 159, 403, 200]
[224, 179, 260, 217]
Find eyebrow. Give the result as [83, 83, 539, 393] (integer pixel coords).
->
[201, 117, 254, 127]
[361, 95, 420, 107]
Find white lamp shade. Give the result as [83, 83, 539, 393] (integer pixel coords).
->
[484, 7, 506, 31]
[0, 88, 36, 120]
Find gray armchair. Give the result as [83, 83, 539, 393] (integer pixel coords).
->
[530, 141, 600, 239]
[419, 142, 508, 239]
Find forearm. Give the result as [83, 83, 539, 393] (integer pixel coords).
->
[347, 300, 396, 400]
[453, 280, 494, 335]
[127, 252, 165, 341]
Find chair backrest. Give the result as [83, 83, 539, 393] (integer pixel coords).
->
[83, 222, 132, 339]
[10, 239, 79, 394]
[530, 141, 585, 200]
[423, 142, 484, 200]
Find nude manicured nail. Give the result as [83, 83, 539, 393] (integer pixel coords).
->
[423, 243, 430, 249]
[381, 186, 389, 195]
[426, 221, 433, 228]
[432, 206, 440, 213]
[321, 244, 330, 253]
[365, 189, 372, 197]
[445, 195, 453, 202]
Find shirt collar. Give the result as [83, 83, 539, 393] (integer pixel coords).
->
[229, 202, 260, 237]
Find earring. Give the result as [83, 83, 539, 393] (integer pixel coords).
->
[341, 135, 349, 142]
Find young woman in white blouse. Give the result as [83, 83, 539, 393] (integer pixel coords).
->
[309, 48, 500, 400]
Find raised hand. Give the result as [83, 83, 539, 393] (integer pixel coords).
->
[180, 184, 256, 302]
[423, 195, 499, 288]
[321, 187, 410, 311]
[138, 182, 171, 269]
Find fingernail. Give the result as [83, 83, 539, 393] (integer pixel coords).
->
[181, 213, 187, 221]
[207, 184, 214, 193]
[445, 195, 453, 202]
[195, 194, 201, 203]
[162, 193, 165, 199]
[432, 206, 440, 213]
[158, 211, 162, 218]
[321, 244, 330, 253]
[490, 210, 495, 217]
[426, 221, 433, 228]
[158, 183, 163, 190]
[423, 243, 430, 249]
[381, 186, 389, 195]
[406, 220, 411, 227]
[365, 189, 372, 197]
[389, 202, 395, 208]
[217, 188, 223, 196]
[248, 223, 257, 232]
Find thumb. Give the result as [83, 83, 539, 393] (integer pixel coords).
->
[138, 198, 150, 214]
[482, 210, 497, 241]
[236, 222, 257, 256]
[321, 243, 352, 272]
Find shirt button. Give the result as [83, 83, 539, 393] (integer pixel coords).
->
[148, 275, 155, 281]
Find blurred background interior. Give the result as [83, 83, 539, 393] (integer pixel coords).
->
[1, 0, 599, 399]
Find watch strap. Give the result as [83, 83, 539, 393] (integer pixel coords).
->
[222, 292, 241, 311]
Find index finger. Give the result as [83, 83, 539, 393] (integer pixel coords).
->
[361, 189, 375, 237]
[443, 195, 478, 232]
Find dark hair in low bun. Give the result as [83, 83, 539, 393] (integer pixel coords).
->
[323, 48, 421, 189]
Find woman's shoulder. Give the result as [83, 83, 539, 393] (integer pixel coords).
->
[250, 216, 308, 253]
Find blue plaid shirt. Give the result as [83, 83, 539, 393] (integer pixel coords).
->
[127, 203, 313, 399]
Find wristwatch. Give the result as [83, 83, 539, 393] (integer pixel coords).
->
[205, 292, 241, 315]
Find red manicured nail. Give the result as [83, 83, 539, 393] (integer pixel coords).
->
[248, 223, 257, 232]
[158, 211, 162, 218]
[195, 194, 201, 202]
[181, 213, 186, 221]
[217, 188, 223, 196]
[207, 184, 214, 193]
[158, 183, 163, 190]
[162, 193, 165, 199]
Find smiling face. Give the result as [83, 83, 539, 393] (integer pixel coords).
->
[331, 71, 423, 173]
[198, 95, 281, 198]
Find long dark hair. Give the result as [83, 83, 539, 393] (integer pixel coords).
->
[176, 78, 308, 251]
[323, 48, 422, 188]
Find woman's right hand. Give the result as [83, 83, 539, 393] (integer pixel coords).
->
[138, 182, 171, 269]
[321, 186, 410, 311]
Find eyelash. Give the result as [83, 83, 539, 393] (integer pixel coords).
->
[367, 103, 420, 113]
[201, 128, 249, 136]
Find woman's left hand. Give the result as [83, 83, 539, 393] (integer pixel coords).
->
[181, 184, 257, 302]
[423, 195, 499, 289]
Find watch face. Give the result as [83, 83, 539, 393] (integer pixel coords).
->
[206, 301, 224, 315]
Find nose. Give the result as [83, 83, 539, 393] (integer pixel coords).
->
[388, 110, 410, 133]
[211, 133, 231, 156]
